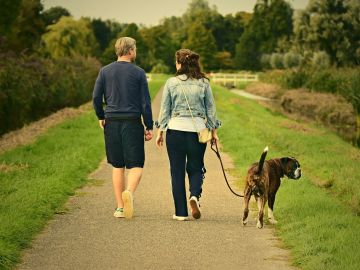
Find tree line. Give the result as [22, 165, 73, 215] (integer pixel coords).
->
[1, 0, 359, 72]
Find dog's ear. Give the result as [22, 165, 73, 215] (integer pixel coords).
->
[280, 157, 289, 167]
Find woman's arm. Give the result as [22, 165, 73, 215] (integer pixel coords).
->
[204, 83, 221, 130]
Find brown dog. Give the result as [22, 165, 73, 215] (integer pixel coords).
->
[242, 146, 301, 229]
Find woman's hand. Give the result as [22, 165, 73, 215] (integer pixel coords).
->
[211, 129, 219, 144]
[156, 130, 164, 148]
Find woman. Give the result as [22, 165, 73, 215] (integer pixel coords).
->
[155, 49, 221, 221]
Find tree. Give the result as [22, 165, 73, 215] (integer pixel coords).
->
[235, 0, 294, 70]
[182, 21, 217, 71]
[6, 0, 45, 52]
[41, 17, 99, 59]
[42, 6, 71, 26]
[141, 25, 177, 72]
[0, 0, 22, 35]
[91, 19, 113, 53]
[294, 0, 360, 66]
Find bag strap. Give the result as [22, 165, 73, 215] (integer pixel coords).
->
[177, 77, 199, 133]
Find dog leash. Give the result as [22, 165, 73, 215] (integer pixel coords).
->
[210, 141, 244, 198]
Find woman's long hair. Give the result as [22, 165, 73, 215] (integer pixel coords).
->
[175, 49, 209, 81]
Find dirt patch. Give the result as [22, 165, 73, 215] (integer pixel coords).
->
[0, 162, 29, 173]
[0, 102, 92, 154]
[281, 89, 357, 141]
[245, 82, 284, 99]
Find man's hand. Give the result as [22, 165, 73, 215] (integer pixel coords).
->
[99, 119, 105, 129]
[145, 129, 153, 141]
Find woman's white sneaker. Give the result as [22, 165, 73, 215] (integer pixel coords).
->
[172, 215, 189, 221]
[189, 196, 201, 219]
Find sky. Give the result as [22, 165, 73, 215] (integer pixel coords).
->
[43, 0, 309, 26]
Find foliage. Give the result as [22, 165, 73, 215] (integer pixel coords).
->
[41, 17, 99, 59]
[0, 0, 22, 35]
[41, 6, 71, 26]
[293, 0, 360, 66]
[151, 62, 170, 74]
[5, 0, 45, 53]
[0, 54, 100, 135]
[261, 68, 360, 114]
[235, 0, 293, 70]
[182, 21, 217, 70]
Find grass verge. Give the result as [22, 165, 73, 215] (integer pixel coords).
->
[212, 84, 360, 270]
[0, 76, 165, 269]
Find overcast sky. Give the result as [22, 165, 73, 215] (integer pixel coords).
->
[43, 0, 309, 26]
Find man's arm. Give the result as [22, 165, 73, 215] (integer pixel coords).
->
[140, 71, 153, 130]
[93, 69, 105, 122]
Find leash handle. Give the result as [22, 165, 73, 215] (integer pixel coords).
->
[211, 141, 244, 198]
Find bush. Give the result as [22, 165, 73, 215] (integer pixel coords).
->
[260, 68, 360, 114]
[311, 51, 331, 69]
[283, 52, 303, 68]
[150, 62, 170, 74]
[0, 53, 100, 136]
[270, 53, 284, 69]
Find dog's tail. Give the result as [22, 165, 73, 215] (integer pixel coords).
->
[257, 146, 268, 174]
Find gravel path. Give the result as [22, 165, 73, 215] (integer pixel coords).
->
[18, 89, 296, 270]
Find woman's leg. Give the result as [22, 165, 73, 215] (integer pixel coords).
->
[166, 130, 188, 217]
[185, 132, 207, 199]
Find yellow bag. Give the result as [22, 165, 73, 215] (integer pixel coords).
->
[198, 128, 213, 144]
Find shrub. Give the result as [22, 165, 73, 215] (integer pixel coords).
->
[311, 51, 331, 69]
[0, 53, 100, 136]
[151, 62, 170, 74]
[283, 52, 303, 68]
[270, 53, 284, 69]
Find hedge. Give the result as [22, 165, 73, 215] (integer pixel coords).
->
[0, 53, 100, 136]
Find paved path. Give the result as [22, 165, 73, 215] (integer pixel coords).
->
[18, 89, 296, 270]
[231, 89, 272, 101]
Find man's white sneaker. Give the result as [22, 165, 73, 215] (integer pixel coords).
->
[189, 196, 201, 219]
[172, 215, 189, 221]
[122, 190, 134, 219]
[113, 207, 125, 218]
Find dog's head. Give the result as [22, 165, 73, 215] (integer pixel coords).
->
[280, 157, 301, 180]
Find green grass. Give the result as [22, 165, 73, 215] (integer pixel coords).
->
[212, 84, 360, 269]
[0, 78, 165, 270]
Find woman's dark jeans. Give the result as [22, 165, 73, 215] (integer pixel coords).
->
[166, 129, 206, 217]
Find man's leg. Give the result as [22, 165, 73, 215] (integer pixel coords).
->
[112, 167, 125, 208]
[126, 167, 143, 192]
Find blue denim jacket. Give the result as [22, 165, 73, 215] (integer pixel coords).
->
[155, 75, 221, 130]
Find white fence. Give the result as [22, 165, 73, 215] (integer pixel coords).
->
[210, 73, 258, 87]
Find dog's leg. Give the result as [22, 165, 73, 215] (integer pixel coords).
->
[257, 196, 266, 229]
[268, 193, 278, 224]
[242, 187, 251, 225]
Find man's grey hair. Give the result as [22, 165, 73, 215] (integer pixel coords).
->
[115, 37, 136, 57]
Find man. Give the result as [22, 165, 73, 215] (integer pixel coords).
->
[93, 37, 153, 219]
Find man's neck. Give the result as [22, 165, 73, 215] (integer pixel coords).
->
[117, 56, 132, 62]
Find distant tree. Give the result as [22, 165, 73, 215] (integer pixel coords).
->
[294, 0, 360, 66]
[7, 0, 45, 52]
[141, 25, 177, 72]
[215, 51, 235, 70]
[42, 6, 71, 26]
[235, 0, 293, 70]
[41, 17, 99, 59]
[182, 21, 217, 71]
[0, 0, 22, 35]
[91, 19, 113, 53]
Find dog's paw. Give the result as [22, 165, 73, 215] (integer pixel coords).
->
[256, 221, 263, 229]
[242, 219, 248, 226]
[268, 218, 278, 225]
